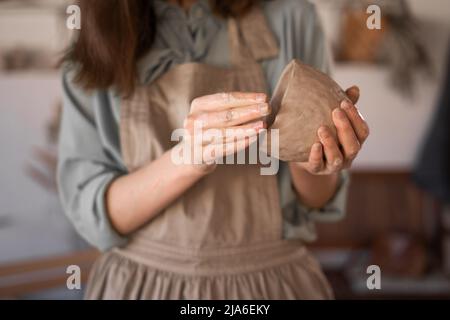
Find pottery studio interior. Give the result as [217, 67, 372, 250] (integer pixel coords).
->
[0, 0, 450, 300]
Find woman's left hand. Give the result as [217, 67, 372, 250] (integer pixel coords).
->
[295, 86, 370, 175]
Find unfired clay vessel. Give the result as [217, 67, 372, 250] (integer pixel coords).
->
[265, 59, 349, 162]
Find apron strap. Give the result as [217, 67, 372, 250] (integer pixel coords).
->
[228, 5, 279, 66]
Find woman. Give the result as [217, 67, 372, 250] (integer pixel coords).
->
[58, 0, 369, 299]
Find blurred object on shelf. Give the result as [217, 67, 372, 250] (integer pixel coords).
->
[0, 47, 58, 71]
[0, 0, 71, 73]
[336, 0, 432, 96]
[338, 7, 387, 62]
[371, 231, 428, 278]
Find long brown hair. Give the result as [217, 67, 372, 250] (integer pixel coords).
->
[64, 0, 259, 96]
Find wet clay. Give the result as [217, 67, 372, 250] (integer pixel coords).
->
[265, 59, 349, 162]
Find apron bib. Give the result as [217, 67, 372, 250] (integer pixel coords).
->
[119, 8, 281, 249]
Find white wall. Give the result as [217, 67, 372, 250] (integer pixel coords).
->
[409, 0, 450, 28]
[0, 72, 86, 261]
[0, 2, 84, 261]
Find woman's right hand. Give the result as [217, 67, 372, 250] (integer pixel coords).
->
[180, 92, 271, 173]
[107, 92, 271, 235]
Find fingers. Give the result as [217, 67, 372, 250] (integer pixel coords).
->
[341, 100, 370, 144]
[203, 134, 257, 162]
[185, 92, 269, 164]
[221, 135, 257, 156]
[308, 143, 324, 174]
[318, 126, 344, 171]
[332, 108, 361, 162]
[202, 121, 264, 144]
[186, 120, 263, 163]
[345, 86, 360, 105]
[191, 92, 267, 112]
[188, 103, 270, 129]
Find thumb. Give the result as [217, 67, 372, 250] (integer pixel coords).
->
[345, 86, 360, 105]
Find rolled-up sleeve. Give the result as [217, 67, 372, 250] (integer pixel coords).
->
[57, 69, 128, 251]
[279, 162, 350, 242]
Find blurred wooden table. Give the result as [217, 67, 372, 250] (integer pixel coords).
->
[0, 249, 99, 299]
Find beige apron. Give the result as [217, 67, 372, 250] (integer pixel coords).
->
[85, 7, 333, 300]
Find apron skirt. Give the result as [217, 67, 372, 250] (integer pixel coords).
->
[85, 239, 333, 300]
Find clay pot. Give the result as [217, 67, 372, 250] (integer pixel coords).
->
[265, 59, 349, 162]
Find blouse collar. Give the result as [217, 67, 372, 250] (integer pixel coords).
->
[137, 1, 279, 85]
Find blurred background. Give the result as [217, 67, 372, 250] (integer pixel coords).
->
[0, 0, 449, 299]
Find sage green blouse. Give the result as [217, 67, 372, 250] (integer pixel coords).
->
[58, 0, 349, 251]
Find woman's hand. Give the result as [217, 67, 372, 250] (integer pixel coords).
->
[294, 86, 369, 175]
[107, 92, 270, 235]
[289, 86, 369, 209]
[180, 92, 270, 173]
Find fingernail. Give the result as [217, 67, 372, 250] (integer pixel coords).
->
[253, 120, 264, 129]
[318, 127, 328, 139]
[351, 85, 360, 93]
[334, 108, 346, 119]
[313, 143, 322, 151]
[259, 103, 269, 114]
[341, 100, 352, 110]
[256, 93, 267, 102]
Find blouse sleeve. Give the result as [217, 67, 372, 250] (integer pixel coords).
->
[263, 0, 350, 242]
[57, 68, 128, 251]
